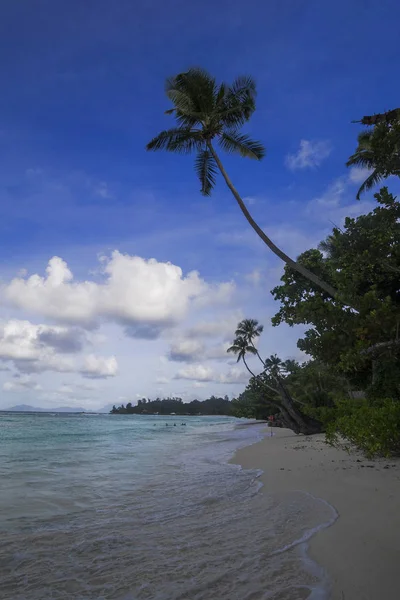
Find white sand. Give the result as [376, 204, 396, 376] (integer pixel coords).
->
[233, 428, 400, 600]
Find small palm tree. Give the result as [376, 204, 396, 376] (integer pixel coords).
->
[264, 354, 283, 378]
[282, 359, 300, 375]
[235, 318, 265, 365]
[146, 68, 337, 299]
[227, 336, 257, 378]
[235, 318, 264, 342]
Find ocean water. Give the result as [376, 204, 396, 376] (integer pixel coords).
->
[0, 413, 336, 600]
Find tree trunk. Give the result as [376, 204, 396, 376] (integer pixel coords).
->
[208, 142, 339, 300]
[275, 378, 323, 434]
[243, 357, 323, 434]
[255, 371, 323, 435]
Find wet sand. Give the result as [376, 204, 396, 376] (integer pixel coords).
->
[233, 428, 400, 600]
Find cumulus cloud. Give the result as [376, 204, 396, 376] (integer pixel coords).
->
[37, 327, 86, 353]
[167, 338, 230, 363]
[286, 139, 332, 171]
[2, 252, 234, 337]
[167, 339, 205, 362]
[3, 375, 42, 392]
[174, 364, 248, 384]
[185, 313, 242, 340]
[0, 319, 117, 377]
[80, 354, 118, 379]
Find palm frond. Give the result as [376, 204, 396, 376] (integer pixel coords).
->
[220, 131, 265, 160]
[235, 319, 264, 340]
[355, 169, 385, 200]
[194, 148, 218, 196]
[165, 75, 204, 127]
[168, 68, 217, 116]
[146, 128, 203, 154]
[229, 75, 256, 102]
[223, 75, 256, 122]
[216, 82, 227, 106]
[346, 131, 375, 168]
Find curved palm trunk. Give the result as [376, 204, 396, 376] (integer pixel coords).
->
[274, 377, 323, 435]
[208, 142, 339, 300]
[242, 357, 300, 433]
[242, 355, 322, 434]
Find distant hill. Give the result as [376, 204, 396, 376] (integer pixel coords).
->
[5, 403, 116, 413]
[6, 405, 89, 413]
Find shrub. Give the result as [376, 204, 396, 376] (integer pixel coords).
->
[325, 398, 400, 458]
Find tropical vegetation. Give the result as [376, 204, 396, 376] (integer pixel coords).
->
[228, 180, 400, 455]
[146, 74, 400, 456]
[111, 395, 233, 416]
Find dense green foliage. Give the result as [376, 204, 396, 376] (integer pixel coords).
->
[111, 395, 232, 416]
[325, 399, 400, 458]
[271, 187, 400, 397]
[265, 183, 400, 456]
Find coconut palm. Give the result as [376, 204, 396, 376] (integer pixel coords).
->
[227, 337, 257, 378]
[146, 67, 337, 299]
[346, 131, 385, 200]
[347, 109, 400, 200]
[234, 319, 264, 364]
[228, 321, 323, 434]
[264, 354, 283, 378]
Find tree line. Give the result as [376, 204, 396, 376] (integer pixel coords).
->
[111, 395, 233, 416]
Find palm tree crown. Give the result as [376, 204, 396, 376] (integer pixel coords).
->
[346, 131, 385, 200]
[234, 318, 264, 344]
[347, 118, 400, 200]
[227, 337, 257, 363]
[146, 68, 265, 195]
[147, 67, 339, 300]
[264, 354, 283, 377]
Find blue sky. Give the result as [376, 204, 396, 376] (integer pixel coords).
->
[0, 0, 399, 409]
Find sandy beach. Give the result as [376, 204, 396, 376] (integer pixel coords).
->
[233, 428, 400, 600]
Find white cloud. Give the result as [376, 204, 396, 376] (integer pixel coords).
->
[309, 177, 347, 210]
[167, 338, 230, 363]
[0, 319, 117, 378]
[3, 375, 42, 392]
[2, 252, 234, 337]
[307, 174, 376, 226]
[80, 354, 118, 379]
[174, 363, 248, 384]
[93, 181, 113, 199]
[185, 313, 242, 340]
[155, 375, 169, 384]
[348, 166, 373, 184]
[168, 339, 205, 362]
[245, 269, 262, 286]
[286, 139, 332, 171]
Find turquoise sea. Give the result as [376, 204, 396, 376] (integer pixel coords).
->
[0, 413, 336, 599]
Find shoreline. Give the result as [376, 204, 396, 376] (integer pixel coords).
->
[232, 427, 400, 600]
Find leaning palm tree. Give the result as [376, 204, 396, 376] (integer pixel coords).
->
[235, 319, 264, 364]
[227, 336, 257, 378]
[228, 323, 323, 434]
[146, 68, 337, 299]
